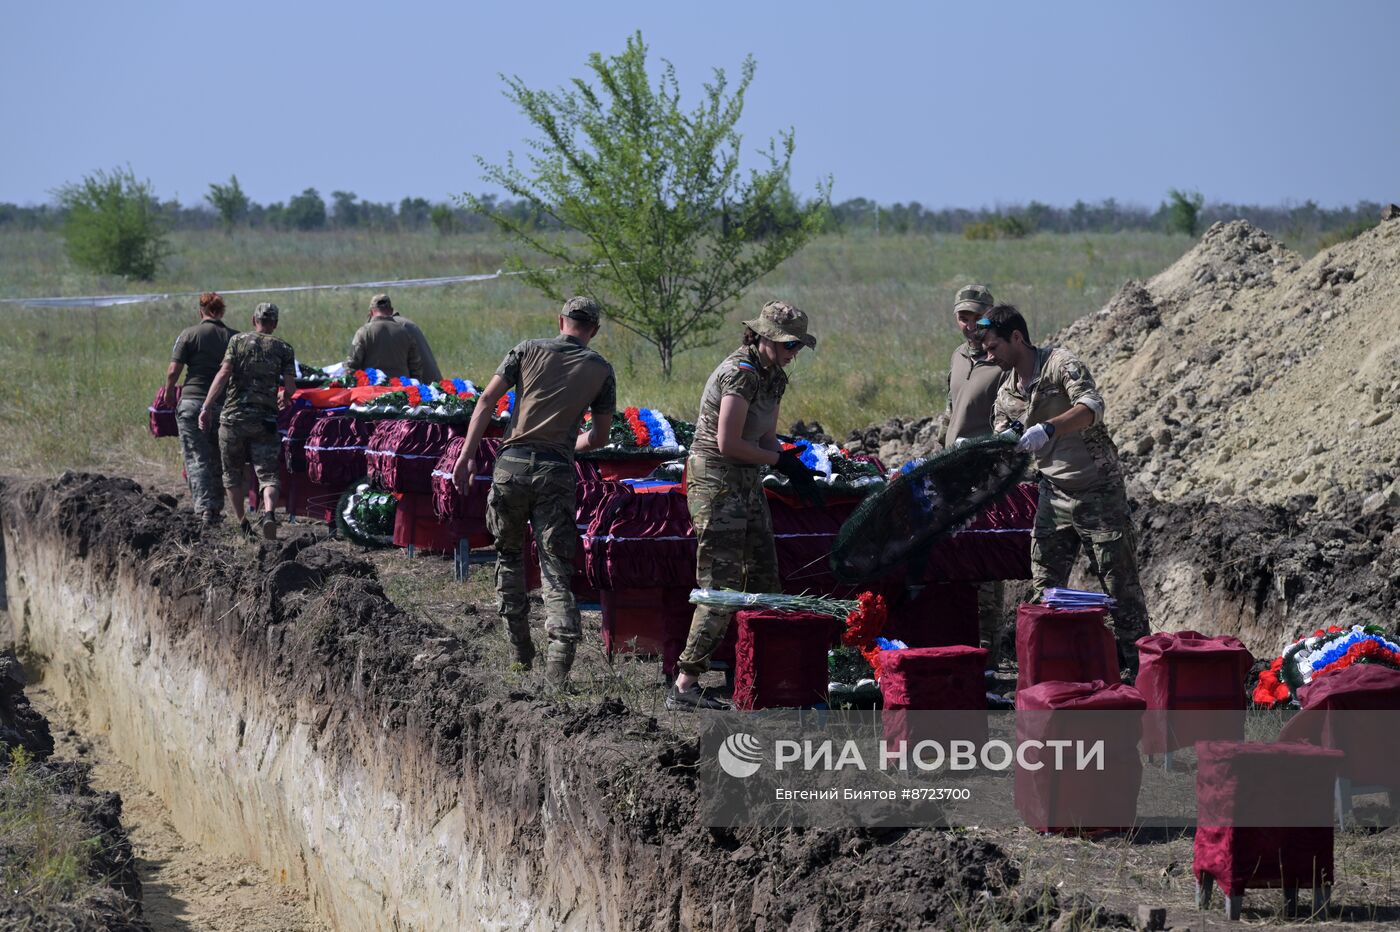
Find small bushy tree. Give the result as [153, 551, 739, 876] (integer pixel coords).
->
[468, 32, 830, 376]
[284, 188, 327, 230]
[206, 174, 249, 232]
[429, 204, 458, 235]
[1165, 188, 1205, 238]
[55, 166, 170, 280]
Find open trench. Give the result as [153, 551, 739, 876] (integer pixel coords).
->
[1, 474, 671, 930]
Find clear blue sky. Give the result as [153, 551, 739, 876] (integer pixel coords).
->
[4, 0, 1396, 209]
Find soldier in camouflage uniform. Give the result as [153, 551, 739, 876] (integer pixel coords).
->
[199, 302, 297, 539]
[668, 301, 822, 711]
[162, 291, 237, 524]
[979, 305, 1151, 670]
[940, 283, 1008, 669]
[451, 297, 616, 689]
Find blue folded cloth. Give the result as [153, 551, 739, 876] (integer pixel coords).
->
[1042, 587, 1117, 609]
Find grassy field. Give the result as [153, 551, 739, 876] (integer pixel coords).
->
[0, 228, 1191, 477]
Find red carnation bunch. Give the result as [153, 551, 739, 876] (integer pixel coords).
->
[841, 591, 889, 676]
[624, 406, 650, 446]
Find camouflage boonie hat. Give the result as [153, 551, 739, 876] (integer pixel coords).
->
[369, 293, 393, 311]
[253, 302, 279, 322]
[745, 300, 817, 349]
[562, 296, 601, 323]
[953, 283, 995, 314]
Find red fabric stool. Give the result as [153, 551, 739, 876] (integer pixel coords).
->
[1135, 630, 1253, 756]
[881, 582, 980, 649]
[598, 587, 692, 658]
[1193, 740, 1343, 919]
[1015, 604, 1119, 692]
[393, 491, 465, 554]
[1279, 664, 1400, 827]
[881, 645, 989, 751]
[1014, 680, 1145, 832]
[731, 611, 839, 710]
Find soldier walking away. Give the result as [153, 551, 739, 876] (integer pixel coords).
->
[451, 297, 616, 691]
[200, 302, 297, 539]
[979, 304, 1151, 673]
[668, 301, 822, 711]
[346, 293, 429, 380]
[161, 292, 237, 525]
[940, 283, 1008, 670]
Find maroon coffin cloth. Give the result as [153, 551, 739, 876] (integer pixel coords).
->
[1280, 664, 1400, 787]
[585, 489, 697, 590]
[731, 611, 839, 711]
[393, 491, 470, 553]
[282, 407, 330, 474]
[366, 420, 465, 495]
[598, 587, 693, 658]
[659, 599, 740, 679]
[1194, 741, 1342, 896]
[305, 415, 375, 489]
[768, 497, 860, 597]
[919, 480, 1038, 582]
[431, 437, 501, 526]
[1014, 680, 1146, 833]
[149, 385, 181, 437]
[1134, 630, 1253, 755]
[1015, 604, 1120, 693]
[881, 645, 989, 751]
[879, 581, 979, 649]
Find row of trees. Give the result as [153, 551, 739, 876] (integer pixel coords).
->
[5, 184, 1382, 242]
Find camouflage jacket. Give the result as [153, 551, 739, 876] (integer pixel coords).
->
[690, 346, 787, 464]
[220, 332, 295, 425]
[992, 345, 1121, 492]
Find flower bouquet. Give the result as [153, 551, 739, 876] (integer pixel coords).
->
[335, 368, 390, 388]
[335, 479, 397, 548]
[577, 406, 694, 460]
[1253, 623, 1400, 708]
[762, 437, 885, 497]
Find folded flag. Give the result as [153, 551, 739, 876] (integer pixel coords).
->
[1042, 587, 1117, 610]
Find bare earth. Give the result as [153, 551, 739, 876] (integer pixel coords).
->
[31, 687, 327, 932]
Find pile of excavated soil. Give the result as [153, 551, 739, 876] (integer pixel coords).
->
[1058, 217, 1400, 512]
[1, 650, 147, 931]
[846, 216, 1400, 654]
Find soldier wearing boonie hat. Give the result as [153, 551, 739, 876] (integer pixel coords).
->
[450, 295, 616, 691]
[667, 300, 822, 711]
[942, 284, 1007, 670]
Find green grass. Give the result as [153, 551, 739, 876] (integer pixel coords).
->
[0, 228, 1191, 476]
[0, 747, 101, 914]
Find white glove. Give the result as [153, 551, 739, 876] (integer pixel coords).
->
[1016, 423, 1054, 453]
[953, 437, 970, 449]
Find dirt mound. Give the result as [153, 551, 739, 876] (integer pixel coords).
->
[841, 415, 947, 467]
[0, 650, 147, 931]
[1057, 217, 1400, 511]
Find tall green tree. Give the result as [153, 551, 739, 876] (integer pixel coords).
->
[55, 166, 170, 280]
[206, 174, 249, 232]
[1165, 188, 1205, 238]
[466, 32, 830, 375]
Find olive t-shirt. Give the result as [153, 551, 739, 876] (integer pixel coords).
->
[690, 346, 787, 464]
[495, 335, 616, 459]
[171, 319, 237, 402]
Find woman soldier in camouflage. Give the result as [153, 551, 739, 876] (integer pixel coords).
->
[667, 301, 822, 711]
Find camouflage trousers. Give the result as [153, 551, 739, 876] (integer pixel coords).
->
[978, 580, 1006, 669]
[177, 397, 224, 514]
[1031, 478, 1151, 660]
[218, 417, 281, 494]
[486, 452, 580, 667]
[678, 456, 780, 677]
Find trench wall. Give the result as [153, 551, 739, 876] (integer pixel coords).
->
[0, 477, 697, 931]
